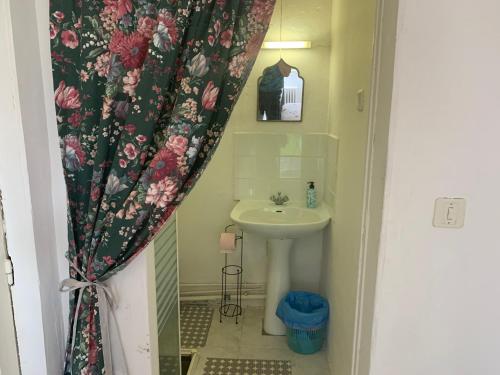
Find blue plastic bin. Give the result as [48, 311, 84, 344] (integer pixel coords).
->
[276, 291, 329, 355]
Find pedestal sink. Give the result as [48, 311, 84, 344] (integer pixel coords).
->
[230, 200, 331, 335]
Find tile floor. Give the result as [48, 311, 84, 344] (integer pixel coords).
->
[180, 303, 213, 349]
[187, 303, 331, 375]
[202, 358, 292, 375]
[159, 355, 180, 375]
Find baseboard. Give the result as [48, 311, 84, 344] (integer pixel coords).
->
[180, 282, 265, 296]
[180, 294, 266, 308]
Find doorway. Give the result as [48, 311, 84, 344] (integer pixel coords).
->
[152, 0, 397, 374]
[0, 0, 399, 373]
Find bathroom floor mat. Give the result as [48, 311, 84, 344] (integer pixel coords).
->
[203, 358, 292, 375]
[180, 303, 214, 349]
[159, 355, 180, 375]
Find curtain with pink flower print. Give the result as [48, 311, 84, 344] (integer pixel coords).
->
[50, 0, 275, 373]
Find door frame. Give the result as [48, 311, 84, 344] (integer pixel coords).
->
[1, 1, 66, 373]
[351, 0, 399, 374]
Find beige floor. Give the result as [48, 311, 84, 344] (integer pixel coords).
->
[189, 304, 331, 375]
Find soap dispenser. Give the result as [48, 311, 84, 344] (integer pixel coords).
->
[306, 181, 317, 208]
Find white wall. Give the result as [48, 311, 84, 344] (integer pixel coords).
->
[107, 245, 159, 375]
[0, 1, 64, 374]
[370, 1, 500, 374]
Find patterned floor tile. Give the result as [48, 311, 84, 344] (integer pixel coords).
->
[202, 358, 292, 375]
[159, 355, 180, 375]
[181, 303, 214, 349]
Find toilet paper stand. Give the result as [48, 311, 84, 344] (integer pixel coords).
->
[219, 224, 244, 324]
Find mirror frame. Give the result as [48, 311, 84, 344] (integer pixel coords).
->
[256, 62, 305, 123]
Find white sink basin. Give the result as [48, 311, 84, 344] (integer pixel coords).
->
[230, 200, 331, 335]
[230, 200, 331, 239]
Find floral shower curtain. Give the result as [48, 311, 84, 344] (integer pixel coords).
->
[50, 0, 275, 373]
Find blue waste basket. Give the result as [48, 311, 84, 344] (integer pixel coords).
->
[276, 291, 329, 355]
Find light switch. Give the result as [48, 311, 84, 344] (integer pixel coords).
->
[357, 89, 365, 112]
[433, 198, 466, 228]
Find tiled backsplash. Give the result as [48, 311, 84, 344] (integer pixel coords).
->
[233, 133, 338, 204]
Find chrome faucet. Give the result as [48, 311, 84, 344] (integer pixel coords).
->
[270, 192, 289, 205]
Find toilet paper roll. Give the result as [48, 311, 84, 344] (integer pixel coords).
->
[219, 232, 236, 253]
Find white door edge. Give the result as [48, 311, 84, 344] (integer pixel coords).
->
[0, 191, 21, 375]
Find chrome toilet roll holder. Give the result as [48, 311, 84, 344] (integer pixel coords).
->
[220, 224, 244, 324]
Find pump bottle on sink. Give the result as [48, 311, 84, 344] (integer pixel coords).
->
[306, 181, 317, 208]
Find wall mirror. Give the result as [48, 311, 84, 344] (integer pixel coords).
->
[257, 59, 304, 122]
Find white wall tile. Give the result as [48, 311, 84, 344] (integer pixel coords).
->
[253, 134, 275, 154]
[236, 156, 257, 179]
[255, 151, 278, 174]
[301, 157, 325, 181]
[326, 135, 339, 195]
[279, 156, 302, 179]
[279, 133, 303, 156]
[234, 132, 337, 204]
[270, 178, 304, 202]
[258, 157, 279, 179]
[234, 178, 254, 200]
[253, 178, 273, 200]
[303, 134, 327, 157]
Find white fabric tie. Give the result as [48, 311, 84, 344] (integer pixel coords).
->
[60, 265, 128, 375]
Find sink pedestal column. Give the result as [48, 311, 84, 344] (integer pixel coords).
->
[264, 238, 293, 335]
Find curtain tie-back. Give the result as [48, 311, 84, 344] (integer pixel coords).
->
[60, 265, 128, 375]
